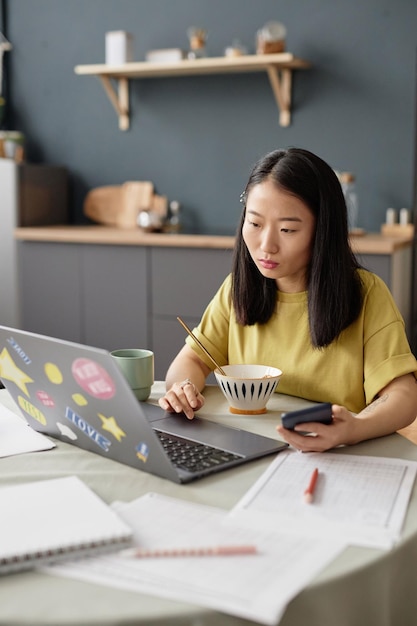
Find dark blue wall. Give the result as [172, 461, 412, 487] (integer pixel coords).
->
[6, 0, 417, 234]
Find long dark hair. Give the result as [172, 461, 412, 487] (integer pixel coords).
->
[232, 148, 363, 348]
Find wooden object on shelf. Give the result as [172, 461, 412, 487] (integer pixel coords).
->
[381, 223, 415, 238]
[83, 181, 154, 229]
[74, 53, 311, 130]
[150, 193, 168, 219]
[257, 40, 285, 54]
[83, 185, 120, 225]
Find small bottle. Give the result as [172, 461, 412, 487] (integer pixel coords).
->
[339, 172, 359, 233]
[165, 200, 181, 234]
[386, 208, 397, 225]
[399, 208, 410, 226]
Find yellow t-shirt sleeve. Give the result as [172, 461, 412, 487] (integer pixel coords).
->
[361, 274, 417, 403]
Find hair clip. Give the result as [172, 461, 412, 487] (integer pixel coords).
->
[239, 191, 246, 205]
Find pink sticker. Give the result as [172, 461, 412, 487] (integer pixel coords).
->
[36, 390, 55, 408]
[71, 358, 115, 400]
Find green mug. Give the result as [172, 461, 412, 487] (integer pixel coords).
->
[111, 348, 154, 401]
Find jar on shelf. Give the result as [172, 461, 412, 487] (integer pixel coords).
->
[256, 21, 286, 54]
[338, 172, 359, 233]
[164, 200, 181, 234]
[187, 27, 207, 59]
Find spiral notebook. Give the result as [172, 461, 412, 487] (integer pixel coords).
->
[0, 476, 133, 574]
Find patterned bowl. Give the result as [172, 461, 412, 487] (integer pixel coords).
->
[214, 364, 282, 414]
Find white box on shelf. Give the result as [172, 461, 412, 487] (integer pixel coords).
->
[105, 31, 133, 65]
[145, 48, 185, 63]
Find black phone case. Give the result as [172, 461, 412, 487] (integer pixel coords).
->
[281, 402, 332, 430]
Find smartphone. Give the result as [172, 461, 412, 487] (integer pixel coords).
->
[281, 402, 333, 430]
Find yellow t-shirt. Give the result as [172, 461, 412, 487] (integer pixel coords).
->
[186, 269, 417, 413]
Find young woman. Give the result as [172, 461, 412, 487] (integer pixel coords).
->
[159, 148, 417, 452]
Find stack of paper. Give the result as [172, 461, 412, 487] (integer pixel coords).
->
[43, 450, 417, 624]
[47, 492, 345, 625]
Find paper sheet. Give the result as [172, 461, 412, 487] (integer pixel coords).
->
[232, 450, 417, 549]
[0, 406, 55, 457]
[45, 492, 346, 626]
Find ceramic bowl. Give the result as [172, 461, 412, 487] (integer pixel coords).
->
[214, 364, 282, 414]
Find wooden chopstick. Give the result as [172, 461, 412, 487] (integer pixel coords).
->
[176, 317, 226, 375]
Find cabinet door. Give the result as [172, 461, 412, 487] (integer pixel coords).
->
[354, 253, 390, 286]
[356, 250, 411, 336]
[151, 247, 232, 379]
[17, 241, 82, 342]
[82, 245, 149, 351]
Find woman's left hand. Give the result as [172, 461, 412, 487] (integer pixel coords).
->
[276, 404, 356, 452]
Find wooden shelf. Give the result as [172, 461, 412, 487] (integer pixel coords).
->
[74, 53, 311, 130]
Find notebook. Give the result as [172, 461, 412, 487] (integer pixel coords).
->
[0, 475, 133, 574]
[0, 326, 288, 483]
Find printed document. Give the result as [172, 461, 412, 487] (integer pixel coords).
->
[45, 492, 346, 626]
[232, 450, 417, 548]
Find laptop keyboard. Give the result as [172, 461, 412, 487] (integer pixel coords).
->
[154, 430, 243, 473]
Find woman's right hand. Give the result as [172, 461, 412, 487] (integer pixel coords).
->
[158, 378, 205, 420]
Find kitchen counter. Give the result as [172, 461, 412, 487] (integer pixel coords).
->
[14, 225, 235, 249]
[14, 225, 413, 254]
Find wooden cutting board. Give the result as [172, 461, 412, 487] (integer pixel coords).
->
[117, 181, 154, 228]
[83, 181, 154, 228]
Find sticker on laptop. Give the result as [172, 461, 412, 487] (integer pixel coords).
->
[18, 395, 47, 425]
[44, 362, 63, 385]
[65, 406, 112, 452]
[6, 336, 32, 365]
[71, 358, 116, 400]
[57, 422, 78, 441]
[136, 442, 150, 463]
[97, 412, 126, 442]
[72, 393, 88, 406]
[0, 348, 34, 396]
[36, 390, 55, 408]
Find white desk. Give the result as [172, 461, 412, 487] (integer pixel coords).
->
[1, 383, 417, 626]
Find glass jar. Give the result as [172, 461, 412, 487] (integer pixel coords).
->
[187, 27, 207, 59]
[338, 172, 359, 233]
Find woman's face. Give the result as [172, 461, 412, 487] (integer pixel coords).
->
[242, 179, 316, 293]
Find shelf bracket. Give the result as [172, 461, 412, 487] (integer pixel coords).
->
[98, 76, 129, 130]
[266, 66, 292, 127]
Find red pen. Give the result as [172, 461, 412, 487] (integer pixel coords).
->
[304, 467, 319, 504]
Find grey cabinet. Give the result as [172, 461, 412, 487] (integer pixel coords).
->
[82, 245, 149, 351]
[151, 247, 232, 378]
[18, 242, 82, 342]
[17, 241, 232, 379]
[18, 242, 149, 350]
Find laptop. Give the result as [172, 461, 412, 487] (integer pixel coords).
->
[0, 326, 288, 483]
